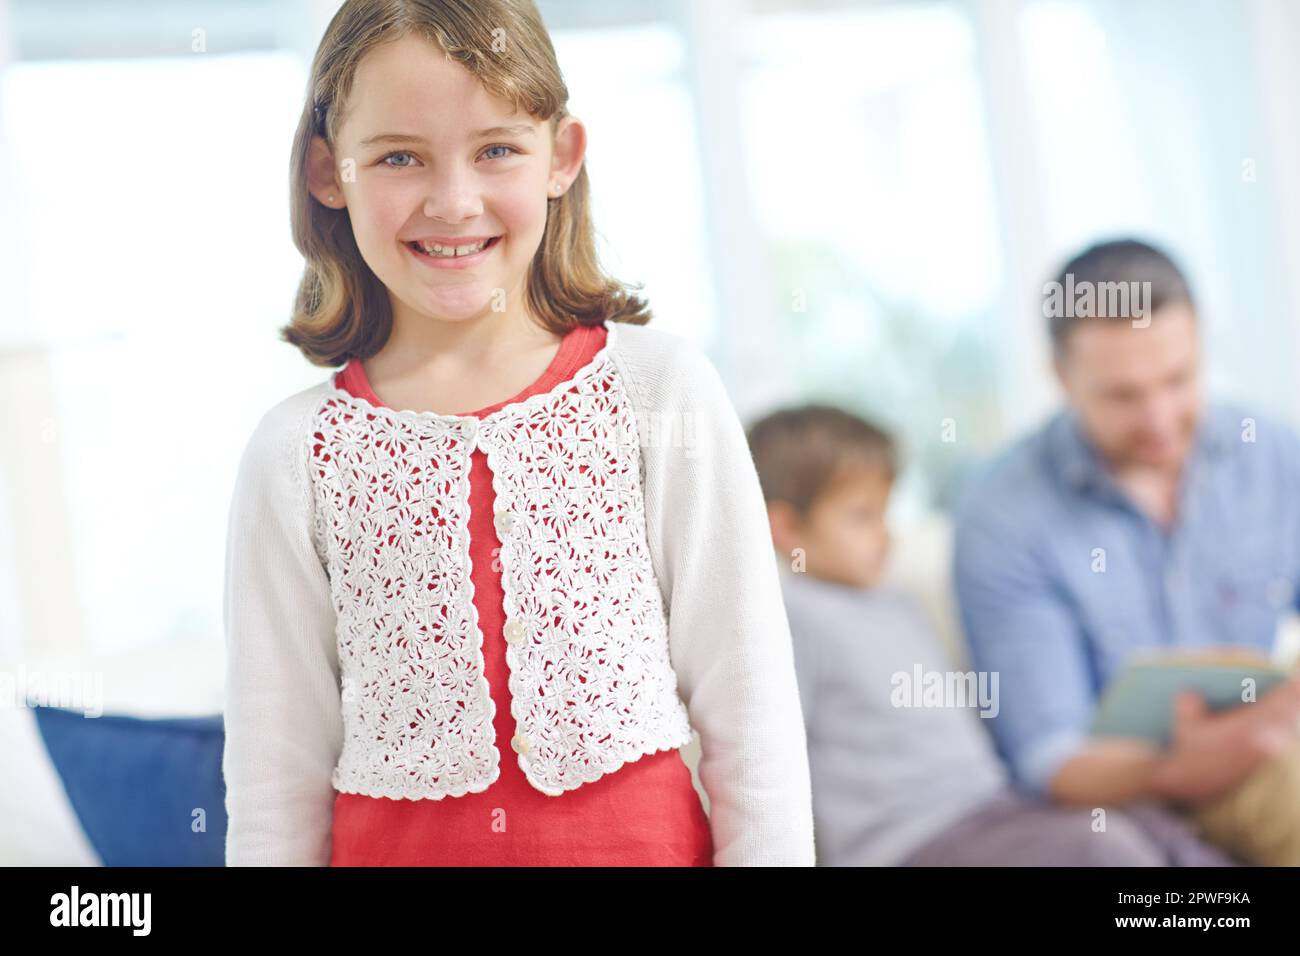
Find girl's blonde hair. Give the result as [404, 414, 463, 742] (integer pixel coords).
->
[283, 0, 651, 367]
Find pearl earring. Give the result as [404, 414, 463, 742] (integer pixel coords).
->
[327, 194, 336, 203]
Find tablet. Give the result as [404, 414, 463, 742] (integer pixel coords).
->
[1089, 648, 1291, 746]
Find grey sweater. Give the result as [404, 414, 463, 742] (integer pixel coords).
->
[780, 566, 1009, 865]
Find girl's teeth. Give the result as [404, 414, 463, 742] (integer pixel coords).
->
[417, 239, 490, 258]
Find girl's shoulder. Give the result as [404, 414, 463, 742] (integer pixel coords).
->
[235, 377, 336, 477]
[226, 378, 337, 534]
[606, 319, 700, 367]
[606, 321, 726, 408]
[253, 376, 336, 437]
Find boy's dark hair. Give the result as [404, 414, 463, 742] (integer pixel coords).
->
[1046, 238, 1196, 357]
[745, 404, 897, 516]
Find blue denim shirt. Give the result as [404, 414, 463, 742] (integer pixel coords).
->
[951, 402, 1300, 794]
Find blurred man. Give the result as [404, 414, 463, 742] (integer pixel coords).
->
[952, 238, 1300, 861]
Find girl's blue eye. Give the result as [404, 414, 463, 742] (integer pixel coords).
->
[379, 145, 519, 167]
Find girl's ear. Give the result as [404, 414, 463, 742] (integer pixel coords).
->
[306, 134, 346, 208]
[548, 115, 587, 197]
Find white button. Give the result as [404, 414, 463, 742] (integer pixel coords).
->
[459, 419, 478, 441]
[494, 510, 514, 535]
[511, 733, 530, 754]
[504, 620, 525, 643]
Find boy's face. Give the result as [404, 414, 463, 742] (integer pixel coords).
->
[771, 466, 893, 590]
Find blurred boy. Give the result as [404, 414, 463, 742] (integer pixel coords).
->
[746, 403, 1236, 866]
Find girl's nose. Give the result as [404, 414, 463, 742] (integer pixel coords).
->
[423, 170, 482, 222]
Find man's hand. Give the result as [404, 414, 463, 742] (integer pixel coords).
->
[1150, 673, 1300, 806]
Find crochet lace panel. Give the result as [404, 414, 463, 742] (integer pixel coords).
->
[308, 348, 694, 800]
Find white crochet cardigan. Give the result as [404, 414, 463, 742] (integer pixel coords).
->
[222, 320, 815, 866]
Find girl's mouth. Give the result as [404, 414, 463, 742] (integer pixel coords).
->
[405, 236, 501, 269]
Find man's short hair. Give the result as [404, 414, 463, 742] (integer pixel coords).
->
[745, 404, 897, 516]
[1046, 238, 1195, 356]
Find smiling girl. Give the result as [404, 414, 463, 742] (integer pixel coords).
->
[222, 0, 814, 867]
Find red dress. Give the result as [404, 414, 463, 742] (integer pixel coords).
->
[327, 320, 714, 866]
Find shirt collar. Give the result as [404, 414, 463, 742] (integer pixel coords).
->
[1049, 404, 1233, 493]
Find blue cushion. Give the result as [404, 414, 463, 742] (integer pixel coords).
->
[32, 705, 227, 866]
